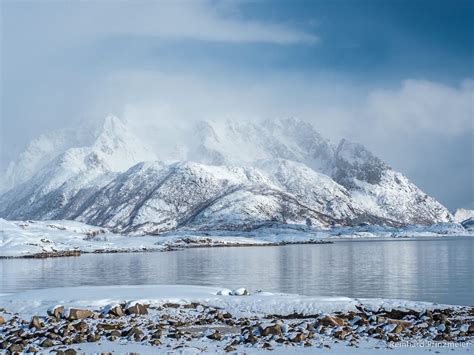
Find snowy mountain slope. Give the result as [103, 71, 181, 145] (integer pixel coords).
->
[333, 140, 453, 225]
[0, 116, 156, 220]
[0, 127, 92, 193]
[255, 159, 359, 221]
[454, 208, 474, 223]
[0, 116, 455, 233]
[47, 161, 344, 233]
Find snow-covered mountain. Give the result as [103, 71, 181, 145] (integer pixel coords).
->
[454, 208, 474, 231]
[0, 116, 454, 233]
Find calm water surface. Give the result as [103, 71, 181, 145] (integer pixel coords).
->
[1, 237, 472, 305]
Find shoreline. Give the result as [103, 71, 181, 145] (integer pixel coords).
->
[1, 218, 472, 259]
[3, 233, 474, 260]
[0, 239, 334, 260]
[0, 285, 472, 354]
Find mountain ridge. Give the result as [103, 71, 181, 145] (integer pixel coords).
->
[0, 116, 454, 233]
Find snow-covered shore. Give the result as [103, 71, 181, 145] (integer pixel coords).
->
[1, 218, 472, 258]
[0, 285, 472, 354]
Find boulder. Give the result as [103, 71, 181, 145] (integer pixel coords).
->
[0, 316, 5, 325]
[125, 303, 148, 315]
[96, 322, 123, 331]
[29, 316, 42, 330]
[319, 315, 347, 327]
[73, 321, 89, 333]
[260, 323, 282, 336]
[291, 332, 306, 342]
[387, 319, 412, 330]
[102, 304, 124, 317]
[87, 333, 100, 342]
[206, 331, 222, 341]
[243, 331, 258, 344]
[40, 338, 53, 348]
[47, 306, 64, 319]
[8, 344, 24, 353]
[334, 329, 351, 339]
[149, 339, 161, 346]
[63, 308, 94, 321]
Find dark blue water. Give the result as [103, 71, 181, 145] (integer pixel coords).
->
[1, 237, 472, 305]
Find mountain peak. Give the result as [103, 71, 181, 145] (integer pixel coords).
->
[102, 115, 128, 134]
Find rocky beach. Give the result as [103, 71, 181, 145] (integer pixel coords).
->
[0, 286, 472, 354]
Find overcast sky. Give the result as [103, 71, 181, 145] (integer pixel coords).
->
[1, 0, 473, 210]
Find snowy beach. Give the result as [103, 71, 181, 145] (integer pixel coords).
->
[0, 285, 472, 354]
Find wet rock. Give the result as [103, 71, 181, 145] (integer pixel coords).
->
[47, 306, 64, 320]
[25, 346, 39, 353]
[64, 308, 93, 321]
[29, 316, 42, 330]
[0, 316, 5, 325]
[262, 342, 272, 349]
[125, 303, 148, 315]
[64, 350, 77, 355]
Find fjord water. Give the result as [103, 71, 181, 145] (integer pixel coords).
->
[1, 237, 472, 306]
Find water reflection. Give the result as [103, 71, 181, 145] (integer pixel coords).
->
[1, 237, 472, 305]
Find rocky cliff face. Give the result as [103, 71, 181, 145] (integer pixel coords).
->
[0, 116, 454, 233]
